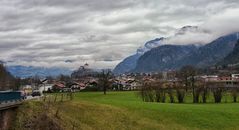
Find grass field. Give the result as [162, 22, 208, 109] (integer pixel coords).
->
[15, 91, 239, 130]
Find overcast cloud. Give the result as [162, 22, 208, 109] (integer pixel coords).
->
[0, 0, 239, 69]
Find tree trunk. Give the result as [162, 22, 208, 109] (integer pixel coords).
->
[103, 86, 106, 95]
[233, 96, 237, 103]
[202, 88, 207, 103]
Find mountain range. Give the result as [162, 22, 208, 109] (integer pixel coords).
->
[133, 45, 198, 72]
[113, 38, 165, 74]
[7, 66, 72, 78]
[114, 30, 239, 74]
[219, 39, 239, 66]
[4, 26, 239, 77]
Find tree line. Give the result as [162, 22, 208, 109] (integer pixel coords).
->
[140, 66, 239, 103]
[0, 64, 20, 91]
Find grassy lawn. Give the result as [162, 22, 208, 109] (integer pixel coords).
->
[72, 91, 239, 130]
[14, 91, 239, 130]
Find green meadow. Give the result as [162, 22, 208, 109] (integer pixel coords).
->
[14, 91, 239, 130]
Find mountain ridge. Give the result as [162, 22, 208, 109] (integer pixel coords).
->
[133, 44, 198, 72]
[7, 65, 72, 78]
[133, 32, 238, 73]
[113, 26, 204, 74]
[218, 39, 239, 66]
[113, 37, 165, 74]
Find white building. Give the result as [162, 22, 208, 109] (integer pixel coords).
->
[201, 75, 218, 82]
[39, 84, 54, 93]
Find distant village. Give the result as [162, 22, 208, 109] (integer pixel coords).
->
[17, 63, 239, 96]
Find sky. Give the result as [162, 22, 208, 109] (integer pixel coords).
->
[0, 0, 239, 70]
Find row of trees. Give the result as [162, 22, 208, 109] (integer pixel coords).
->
[140, 81, 239, 103]
[140, 65, 239, 103]
[0, 64, 20, 91]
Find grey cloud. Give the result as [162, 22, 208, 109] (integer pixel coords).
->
[0, 0, 239, 69]
[17, 0, 137, 11]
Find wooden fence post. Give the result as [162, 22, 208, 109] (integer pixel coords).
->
[54, 94, 58, 103]
[61, 94, 63, 102]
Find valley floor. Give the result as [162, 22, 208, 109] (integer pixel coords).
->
[14, 91, 239, 130]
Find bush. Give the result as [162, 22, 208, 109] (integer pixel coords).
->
[201, 87, 208, 103]
[212, 88, 223, 103]
[139, 80, 238, 104]
[154, 86, 166, 103]
[167, 89, 175, 103]
[193, 88, 202, 103]
[231, 88, 238, 103]
[176, 89, 185, 103]
[155, 87, 161, 102]
[139, 84, 155, 102]
[160, 90, 166, 103]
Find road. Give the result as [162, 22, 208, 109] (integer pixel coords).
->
[26, 95, 42, 101]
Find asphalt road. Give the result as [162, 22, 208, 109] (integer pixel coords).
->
[26, 95, 42, 100]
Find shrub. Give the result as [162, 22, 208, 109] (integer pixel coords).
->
[139, 84, 155, 102]
[193, 88, 202, 103]
[176, 89, 185, 103]
[201, 87, 208, 103]
[167, 89, 175, 103]
[231, 88, 238, 103]
[212, 88, 223, 103]
[160, 90, 166, 103]
[155, 88, 161, 102]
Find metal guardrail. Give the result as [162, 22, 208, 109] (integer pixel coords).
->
[0, 91, 22, 102]
[0, 91, 23, 110]
[0, 100, 22, 110]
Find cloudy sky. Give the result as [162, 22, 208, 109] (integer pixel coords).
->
[0, 0, 239, 69]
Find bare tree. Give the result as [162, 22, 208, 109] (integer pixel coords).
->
[178, 65, 198, 103]
[0, 63, 15, 90]
[98, 70, 113, 95]
[201, 87, 208, 103]
[176, 88, 185, 103]
[231, 88, 238, 103]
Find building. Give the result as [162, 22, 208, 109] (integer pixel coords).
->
[201, 74, 239, 87]
[52, 82, 65, 92]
